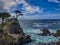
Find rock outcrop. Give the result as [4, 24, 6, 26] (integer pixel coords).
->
[0, 18, 32, 45]
[40, 29, 51, 36]
[53, 30, 60, 37]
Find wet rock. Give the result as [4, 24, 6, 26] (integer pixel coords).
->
[41, 29, 51, 36]
[26, 35, 32, 42]
[15, 35, 32, 45]
[38, 42, 45, 45]
[48, 42, 56, 45]
[38, 42, 56, 45]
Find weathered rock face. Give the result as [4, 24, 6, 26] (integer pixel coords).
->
[3, 18, 24, 34]
[8, 22, 23, 34]
[0, 18, 32, 45]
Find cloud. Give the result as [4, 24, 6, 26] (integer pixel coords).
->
[0, 1, 7, 12]
[15, 0, 43, 15]
[48, 0, 60, 3]
[0, 0, 16, 12]
[22, 6, 43, 15]
[1, 0, 16, 9]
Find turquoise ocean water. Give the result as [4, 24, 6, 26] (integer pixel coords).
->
[19, 19, 60, 45]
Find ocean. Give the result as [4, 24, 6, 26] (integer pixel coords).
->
[19, 19, 60, 29]
[18, 19, 60, 45]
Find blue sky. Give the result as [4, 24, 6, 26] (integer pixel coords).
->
[0, 0, 60, 19]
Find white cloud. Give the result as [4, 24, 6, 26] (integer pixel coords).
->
[48, 0, 60, 3]
[16, 0, 43, 14]
[0, 1, 7, 12]
[0, 0, 43, 16]
[0, 0, 16, 9]
[23, 6, 43, 14]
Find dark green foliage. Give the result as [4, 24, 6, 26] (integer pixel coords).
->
[14, 10, 22, 14]
[14, 10, 23, 18]
[0, 12, 11, 33]
[0, 12, 11, 18]
[0, 12, 11, 25]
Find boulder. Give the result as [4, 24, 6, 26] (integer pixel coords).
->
[41, 29, 50, 36]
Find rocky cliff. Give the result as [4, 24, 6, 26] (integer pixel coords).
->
[0, 18, 32, 45]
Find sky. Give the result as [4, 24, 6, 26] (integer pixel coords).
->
[0, 0, 60, 19]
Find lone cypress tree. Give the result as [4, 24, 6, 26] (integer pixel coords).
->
[14, 10, 23, 18]
[14, 10, 24, 32]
